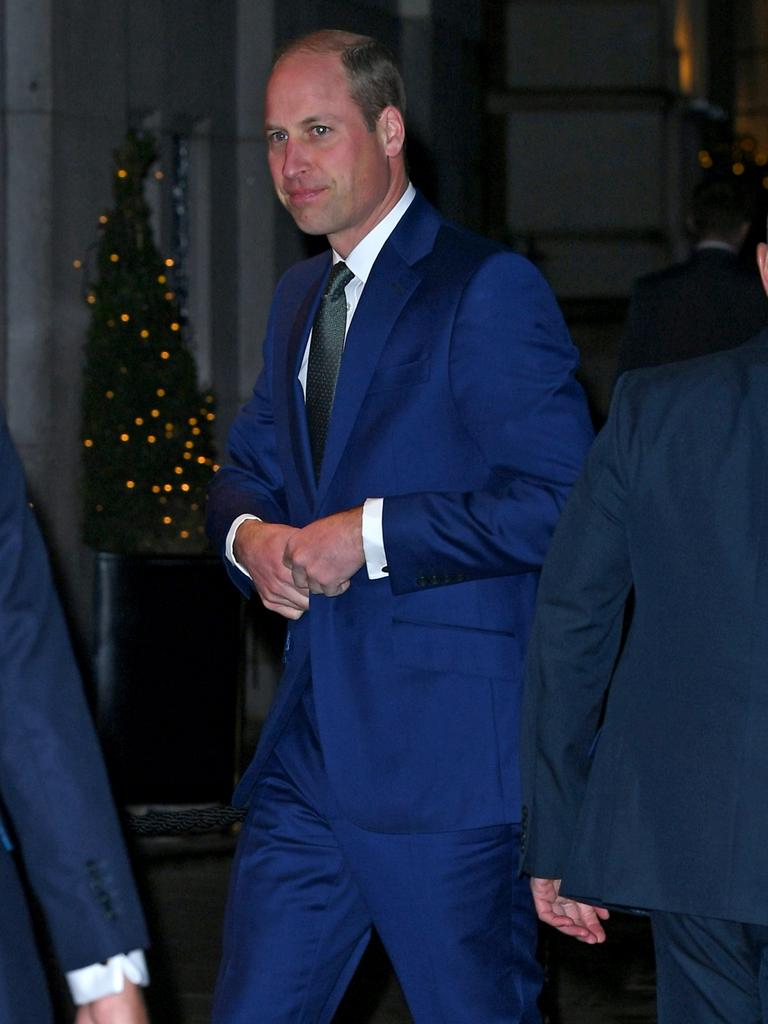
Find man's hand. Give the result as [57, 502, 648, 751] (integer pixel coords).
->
[530, 877, 609, 944]
[74, 981, 149, 1023]
[283, 507, 365, 597]
[234, 520, 309, 619]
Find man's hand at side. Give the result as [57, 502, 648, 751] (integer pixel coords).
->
[234, 520, 309, 619]
[283, 507, 365, 597]
[74, 981, 148, 1024]
[530, 877, 609, 944]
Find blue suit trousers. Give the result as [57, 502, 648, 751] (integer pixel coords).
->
[212, 688, 542, 1023]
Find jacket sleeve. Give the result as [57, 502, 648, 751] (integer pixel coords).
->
[383, 252, 595, 595]
[519, 374, 633, 878]
[0, 416, 148, 971]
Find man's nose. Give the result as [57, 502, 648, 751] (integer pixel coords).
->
[281, 140, 310, 178]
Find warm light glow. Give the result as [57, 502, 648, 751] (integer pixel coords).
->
[72, 259, 82, 269]
[157, 275, 167, 284]
[192, 427, 201, 436]
[151, 409, 160, 417]
[164, 291, 175, 301]
[757, 153, 768, 166]
[164, 258, 175, 267]
[205, 395, 214, 404]
[674, 2, 694, 95]
[163, 484, 173, 493]
[120, 366, 128, 374]
[106, 390, 115, 399]
[96, 503, 104, 512]
[152, 485, 161, 493]
[180, 530, 190, 538]
[140, 329, 150, 338]
[135, 417, 144, 425]
[165, 422, 174, 431]
[213, 464, 220, 472]
[196, 456, 206, 464]
[126, 480, 135, 489]
[206, 412, 216, 421]
[110, 253, 120, 262]
[120, 313, 130, 322]
[181, 483, 190, 492]
[733, 162, 745, 175]
[185, 441, 194, 449]
[174, 466, 183, 475]
[163, 515, 173, 524]
[161, 350, 171, 359]
[99, 215, 109, 225]
[170, 323, 180, 332]
[147, 435, 157, 443]
[156, 388, 166, 397]
[87, 294, 96, 305]
[117, 168, 128, 178]
[698, 149, 713, 169]
[154, 170, 165, 180]
[83, 439, 94, 448]
[188, 417, 198, 426]
[120, 433, 130, 442]
[183, 452, 192, 460]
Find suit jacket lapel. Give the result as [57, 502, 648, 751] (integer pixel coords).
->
[315, 193, 441, 504]
[278, 259, 330, 512]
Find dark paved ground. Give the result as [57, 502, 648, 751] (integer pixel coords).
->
[134, 832, 657, 1023]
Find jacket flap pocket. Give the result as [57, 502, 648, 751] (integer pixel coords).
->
[393, 618, 520, 678]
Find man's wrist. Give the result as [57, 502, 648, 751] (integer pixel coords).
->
[226, 514, 261, 576]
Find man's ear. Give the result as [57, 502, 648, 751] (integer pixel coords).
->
[377, 106, 406, 158]
[756, 243, 768, 295]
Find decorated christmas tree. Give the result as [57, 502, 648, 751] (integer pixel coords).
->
[81, 131, 218, 554]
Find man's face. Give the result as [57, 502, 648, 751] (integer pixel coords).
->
[264, 50, 404, 257]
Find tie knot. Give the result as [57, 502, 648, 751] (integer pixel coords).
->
[325, 262, 354, 302]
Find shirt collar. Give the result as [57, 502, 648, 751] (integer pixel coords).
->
[331, 183, 416, 283]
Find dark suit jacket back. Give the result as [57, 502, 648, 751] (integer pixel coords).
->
[522, 331, 768, 925]
[617, 247, 768, 375]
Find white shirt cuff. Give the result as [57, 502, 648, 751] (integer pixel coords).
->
[67, 950, 149, 1005]
[226, 514, 261, 578]
[362, 498, 388, 579]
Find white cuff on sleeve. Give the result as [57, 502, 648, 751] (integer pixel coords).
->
[67, 949, 149, 1005]
[362, 498, 388, 579]
[226, 514, 261, 578]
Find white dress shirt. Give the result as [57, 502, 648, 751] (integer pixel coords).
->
[227, 182, 417, 580]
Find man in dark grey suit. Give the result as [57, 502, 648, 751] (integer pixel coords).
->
[521, 238, 768, 1022]
[617, 177, 768, 375]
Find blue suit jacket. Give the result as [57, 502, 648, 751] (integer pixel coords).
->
[0, 415, 147, 1021]
[208, 192, 593, 833]
[521, 331, 768, 924]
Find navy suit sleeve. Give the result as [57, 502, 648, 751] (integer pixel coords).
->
[383, 253, 594, 594]
[206, 298, 290, 596]
[0, 417, 148, 971]
[519, 375, 633, 878]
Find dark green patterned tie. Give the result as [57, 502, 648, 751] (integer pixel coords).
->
[305, 262, 354, 480]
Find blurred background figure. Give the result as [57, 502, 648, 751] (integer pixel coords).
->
[0, 411, 149, 1024]
[617, 177, 768, 375]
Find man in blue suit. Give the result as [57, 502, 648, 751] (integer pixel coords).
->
[520, 241, 768, 1022]
[207, 29, 593, 1022]
[0, 412, 149, 1022]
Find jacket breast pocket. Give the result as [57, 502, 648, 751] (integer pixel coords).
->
[393, 618, 520, 679]
[367, 357, 430, 394]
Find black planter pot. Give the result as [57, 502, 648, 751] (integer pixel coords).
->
[91, 552, 243, 805]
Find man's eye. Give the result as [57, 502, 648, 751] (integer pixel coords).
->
[310, 125, 331, 137]
[268, 131, 287, 144]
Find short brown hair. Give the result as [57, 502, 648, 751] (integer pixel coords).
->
[274, 29, 406, 131]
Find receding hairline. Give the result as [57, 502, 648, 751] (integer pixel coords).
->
[273, 29, 376, 68]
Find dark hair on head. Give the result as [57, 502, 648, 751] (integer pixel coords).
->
[691, 176, 754, 242]
[274, 29, 407, 131]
